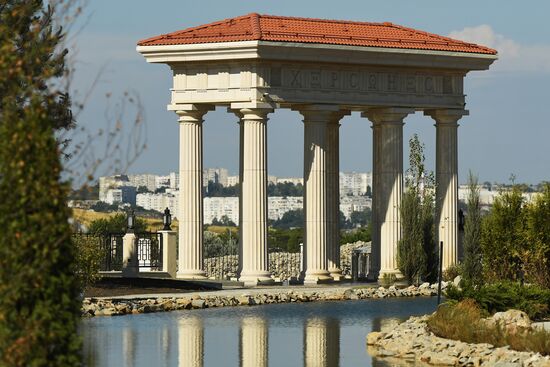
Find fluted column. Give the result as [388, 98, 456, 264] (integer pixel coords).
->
[238, 107, 274, 285]
[425, 109, 468, 270]
[239, 317, 268, 367]
[299, 105, 344, 284]
[327, 112, 348, 281]
[363, 108, 413, 279]
[178, 317, 204, 367]
[176, 105, 212, 279]
[304, 318, 340, 367]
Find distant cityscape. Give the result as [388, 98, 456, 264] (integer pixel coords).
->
[69, 168, 544, 225]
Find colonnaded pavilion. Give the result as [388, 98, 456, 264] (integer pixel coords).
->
[137, 13, 497, 285]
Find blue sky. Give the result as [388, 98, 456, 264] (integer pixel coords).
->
[72, 1, 550, 184]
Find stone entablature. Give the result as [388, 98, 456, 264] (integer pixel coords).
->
[169, 61, 466, 109]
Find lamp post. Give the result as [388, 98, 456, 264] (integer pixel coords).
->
[163, 207, 172, 230]
[127, 209, 136, 233]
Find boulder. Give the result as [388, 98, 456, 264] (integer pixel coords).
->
[491, 310, 532, 333]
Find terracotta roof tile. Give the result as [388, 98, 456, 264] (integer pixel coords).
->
[138, 13, 496, 55]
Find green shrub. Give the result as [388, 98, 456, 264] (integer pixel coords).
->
[443, 263, 463, 282]
[73, 235, 104, 290]
[445, 281, 550, 320]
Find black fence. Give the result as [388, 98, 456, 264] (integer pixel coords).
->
[136, 232, 163, 270]
[72, 232, 163, 272]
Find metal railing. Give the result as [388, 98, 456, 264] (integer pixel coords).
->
[136, 232, 163, 270]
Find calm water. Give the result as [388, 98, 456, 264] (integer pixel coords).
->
[81, 297, 437, 367]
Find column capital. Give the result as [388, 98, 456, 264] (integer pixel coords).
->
[424, 109, 469, 125]
[170, 104, 214, 123]
[362, 107, 414, 124]
[293, 104, 350, 124]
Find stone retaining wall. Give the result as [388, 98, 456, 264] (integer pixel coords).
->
[82, 282, 439, 318]
[367, 316, 550, 366]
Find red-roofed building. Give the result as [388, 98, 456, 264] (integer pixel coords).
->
[139, 13, 495, 55]
[136, 14, 496, 285]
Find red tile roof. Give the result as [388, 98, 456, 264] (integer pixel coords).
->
[138, 13, 496, 55]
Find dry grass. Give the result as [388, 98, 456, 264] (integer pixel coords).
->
[428, 299, 550, 355]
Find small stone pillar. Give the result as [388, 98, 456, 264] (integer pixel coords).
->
[122, 232, 138, 277]
[160, 230, 177, 277]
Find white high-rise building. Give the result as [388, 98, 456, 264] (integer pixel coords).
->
[340, 196, 371, 219]
[155, 175, 170, 189]
[268, 196, 303, 220]
[128, 174, 157, 192]
[136, 192, 178, 218]
[104, 186, 136, 206]
[203, 197, 239, 224]
[339, 172, 372, 196]
[227, 175, 239, 186]
[169, 172, 180, 189]
[203, 168, 229, 187]
[99, 175, 129, 202]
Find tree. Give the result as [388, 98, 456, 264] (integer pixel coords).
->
[397, 134, 436, 284]
[462, 171, 483, 286]
[481, 186, 526, 282]
[349, 208, 371, 228]
[88, 213, 147, 234]
[522, 183, 550, 287]
[0, 2, 81, 365]
[272, 209, 304, 229]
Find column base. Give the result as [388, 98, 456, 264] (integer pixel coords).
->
[239, 271, 274, 287]
[303, 270, 333, 285]
[177, 270, 208, 280]
[378, 269, 404, 282]
[329, 269, 344, 282]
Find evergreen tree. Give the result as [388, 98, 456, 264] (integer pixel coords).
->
[481, 186, 526, 282]
[397, 134, 436, 284]
[0, 2, 81, 365]
[462, 171, 483, 286]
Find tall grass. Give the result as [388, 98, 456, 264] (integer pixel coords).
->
[428, 300, 550, 355]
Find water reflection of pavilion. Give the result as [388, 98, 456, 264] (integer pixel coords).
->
[82, 312, 418, 366]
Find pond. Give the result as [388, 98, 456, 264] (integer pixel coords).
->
[81, 297, 437, 366]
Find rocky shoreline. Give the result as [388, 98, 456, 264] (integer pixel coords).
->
[82, 282, 441, 317]
[367, 315, 550, 366]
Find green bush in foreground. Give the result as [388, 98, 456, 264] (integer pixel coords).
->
[445, 281, 550, 320]
[428, 300, 550, 356]
[0, 2, 81, 365]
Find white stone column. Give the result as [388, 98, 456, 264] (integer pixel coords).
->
[363, 108, 413, 280]
[239, 317, 268, 367]
[175, 105, 212, 279]
[178, 317, 204, 367]
[425, 109, 468, 270]
[238, 107, 274, 286]
[299, 105, 344, 284]
[327, 111, 348, 281]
